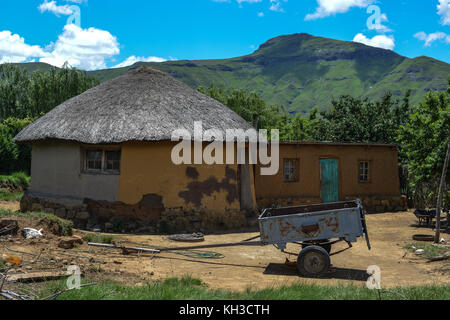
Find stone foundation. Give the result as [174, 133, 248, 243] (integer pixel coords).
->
[256, 197, 321, 209]
[20, 191, 407, 234]
[345, 195, 408, 213]
[257, 195, 407, 213]
[20, 192, 258, 233]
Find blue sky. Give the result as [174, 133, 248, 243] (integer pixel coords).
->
[0, 0, 449, 70]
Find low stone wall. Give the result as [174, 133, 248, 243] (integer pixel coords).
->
[256, 197, 321, 209]
[257, 195, 407, 213]
[344, 195, 407, 213]
[20, 193, 258, 233]
[20, 194, 91, 228]
[20, 192, 406, 233]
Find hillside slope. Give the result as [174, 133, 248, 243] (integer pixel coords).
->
[10, 33, 450, 114]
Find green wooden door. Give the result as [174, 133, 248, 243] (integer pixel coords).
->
[320, 159, 339, 203]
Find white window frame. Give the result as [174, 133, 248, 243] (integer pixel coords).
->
[359, 161, 370, 183]
[82, 147, 121, 175]
[283, 159, 299, 183]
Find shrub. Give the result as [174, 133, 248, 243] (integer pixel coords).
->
[82, 233, 115, 244]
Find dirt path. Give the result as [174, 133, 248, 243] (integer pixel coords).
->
[113, 211, 448, 291]
[1, 208, 448, 291]
[0, 201, 20, 211]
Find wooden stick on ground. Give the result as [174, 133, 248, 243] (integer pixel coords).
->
[427, 252, 450, 262]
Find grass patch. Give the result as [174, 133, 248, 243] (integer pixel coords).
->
[82, 233, 115, 244]
[406, 243, 450, 259]
[41, 276, 450, 300]
[0, 189, 23, 201]
[0, 172, 29, 202]
[0, 209, 73, 236]
[0, 172, 30, 190]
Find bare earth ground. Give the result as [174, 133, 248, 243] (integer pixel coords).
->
[1, 200, 449, 292]
[0, 201, 20, 212]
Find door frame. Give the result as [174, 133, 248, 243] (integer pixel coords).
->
[319, 156, 342, 203]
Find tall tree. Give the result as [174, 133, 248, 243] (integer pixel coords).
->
[398, 80, 450, 209]
[311, 92, 411, 145]
[0, 63, 99, 121]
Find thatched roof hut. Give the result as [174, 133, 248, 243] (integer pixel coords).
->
[14, 67, 252, 144]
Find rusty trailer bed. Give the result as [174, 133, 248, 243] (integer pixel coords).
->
[258, 200, 371, 251]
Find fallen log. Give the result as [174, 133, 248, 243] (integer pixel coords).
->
[6, 271, 68, 283]
[427, 252, 450, 262]
[88, 242, 160, 253]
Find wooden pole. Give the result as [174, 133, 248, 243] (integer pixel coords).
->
[435, 142, 450, 243]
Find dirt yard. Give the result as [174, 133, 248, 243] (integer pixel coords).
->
[0, 201, 19, 212]
[1, 201, 449, 292]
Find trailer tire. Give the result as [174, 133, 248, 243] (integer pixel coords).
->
[302, 240, 332, 254]
[297, 245, 330, 278]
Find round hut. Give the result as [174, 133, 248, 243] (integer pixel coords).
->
[14, 67, 257, 232]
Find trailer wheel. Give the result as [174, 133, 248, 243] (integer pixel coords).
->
[297, 245, 330, 278]
[302, 240, 332, 254]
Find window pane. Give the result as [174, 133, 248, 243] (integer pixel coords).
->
[284, 159, 298, 182]
[106, 151, 120, 161]
[359, 161, 369, 182]
[83, 149, 121, 173]
[87, 151, 102, 170]
[105, 151, 121, 172]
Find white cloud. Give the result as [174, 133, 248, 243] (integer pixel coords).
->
[437, 0, 450, 25]
[353, 33, 395, 50]
[237, 0, 263, 3]
[269, 0, 284, 12]
[414, 31, 450, 47]
[113, 56, 168, 69]
[0, 31, 46, 63]
[0, 26, 168, 71]
[38, 0, 74, 16]
[306, 0, 373, 20]
[258, 12, 264, 17]
[40, 24, 120, 70]
[214, 0, 286, 12]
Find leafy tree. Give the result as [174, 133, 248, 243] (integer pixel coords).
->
[398, 81, 450, 208]
[0, 63, 99, 173]
[278, 112, 314, 141]
[0, 117, 34, 174]
[198, 85, 287, 131]
[0, 64, 31, 119]
[0, 63, 99, 120]
[311, 92, 411, 145]
[198, 86, 413, 146]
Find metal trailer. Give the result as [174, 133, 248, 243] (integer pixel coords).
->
[89, 200, 371, 278]
[258, 199, 371, 277]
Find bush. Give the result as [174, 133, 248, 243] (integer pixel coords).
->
[112, 218, 125, 232]
[0, 171, 30, 189]
[0, 117, 34, 174]
[82, 233, 115, 244]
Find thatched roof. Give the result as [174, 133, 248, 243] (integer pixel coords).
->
[14, 67, 253, 144]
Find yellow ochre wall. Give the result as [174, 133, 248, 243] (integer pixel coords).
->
[118, 141, 256, 212]
[255, 144, 400, 207]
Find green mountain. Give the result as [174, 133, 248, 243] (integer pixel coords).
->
[11, 33, 450, 114]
